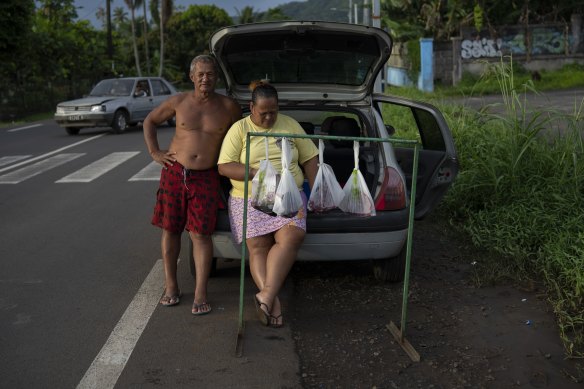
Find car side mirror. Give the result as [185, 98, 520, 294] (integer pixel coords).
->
[386, 124, 396, 136]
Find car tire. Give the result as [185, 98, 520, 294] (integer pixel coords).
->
[372, 247, 407, 282]
[65, 127, 82, 135]
[112, 110, 129, 134]
[188, 239, 218, 278]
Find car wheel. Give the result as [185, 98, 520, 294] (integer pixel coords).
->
[372, 247, 407, 282]
[167, 117, 176, 127]
[112, 110, 129, 134]
[188, 239, 218, 278]
[65, 127, 81, 135]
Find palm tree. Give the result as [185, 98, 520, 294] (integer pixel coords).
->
[134, 0, 151, 75]
[235, 6, 256, 24]
[113, 6, 128, 28]
[151, 0, 173, 77]
[260, 7, 289, 22]
[124, 0, 142, 76]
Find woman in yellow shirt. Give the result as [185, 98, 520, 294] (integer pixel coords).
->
[218, 81, 318, 328]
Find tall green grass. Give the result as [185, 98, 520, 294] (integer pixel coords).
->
[437, 62, 584, 96]
[438, 58, 584, 359]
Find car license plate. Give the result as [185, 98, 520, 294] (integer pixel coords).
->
[68, 115, 84, 120]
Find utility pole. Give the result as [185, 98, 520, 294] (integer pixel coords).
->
[363, 0, 371, 26]
[372, 0, 383, 92]
[372, 0, 381, 28]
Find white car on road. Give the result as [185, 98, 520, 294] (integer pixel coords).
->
[54, 77, 178, 135]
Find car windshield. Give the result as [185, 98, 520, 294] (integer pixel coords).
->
[89, 79, 135, 97]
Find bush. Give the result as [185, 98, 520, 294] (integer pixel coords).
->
[439, 58, 584, 358]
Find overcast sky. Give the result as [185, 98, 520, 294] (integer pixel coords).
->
[75, 0, 298, 23]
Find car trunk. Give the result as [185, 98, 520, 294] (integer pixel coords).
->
[214, 105, 410, 235]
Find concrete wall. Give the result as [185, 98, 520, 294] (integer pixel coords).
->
[386, 19, 584, 88]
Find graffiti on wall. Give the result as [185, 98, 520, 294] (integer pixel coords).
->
[461, 37, 503, 58]
[461, 25, 568, 59]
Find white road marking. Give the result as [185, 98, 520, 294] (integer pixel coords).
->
[0, 153, 85, 184]
[56, 152, 140, 183]
[76, 259, 166, 389]
[0, 156, 31, 168]
[128, 161, 161, 181]
[7, 123, 42, 132]
[0, 134, 106, 174]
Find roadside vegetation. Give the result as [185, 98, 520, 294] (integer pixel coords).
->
[439, 62, 584, 96]
[389, 60, 584, 360]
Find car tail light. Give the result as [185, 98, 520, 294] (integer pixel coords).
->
[375, 167, 406, 211]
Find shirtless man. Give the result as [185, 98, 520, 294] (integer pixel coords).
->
[143, 55, 241, 315]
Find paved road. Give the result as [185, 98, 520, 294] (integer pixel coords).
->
[0, 122, 300, 388]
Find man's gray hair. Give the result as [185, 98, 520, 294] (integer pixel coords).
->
[190, 55, 218, 74]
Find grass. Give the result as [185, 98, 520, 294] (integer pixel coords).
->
[0, 112, 54, 128]
[436, 62, 584, 96]
[389, 59, 584, 361]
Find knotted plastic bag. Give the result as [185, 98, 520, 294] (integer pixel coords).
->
[338, 141, 376, 216]
[251, 137, 278, 215]
[273, 138, 303, 217]
[308, 139, 344, 212]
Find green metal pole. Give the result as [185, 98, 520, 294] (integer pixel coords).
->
[399, 143, 420, 341]
[238, 133, 252, 331]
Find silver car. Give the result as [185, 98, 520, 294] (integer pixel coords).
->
[191, 21, 458, 281]
[54, 77, 178, 135]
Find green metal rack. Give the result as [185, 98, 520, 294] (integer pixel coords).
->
[235, 131, 421, 362]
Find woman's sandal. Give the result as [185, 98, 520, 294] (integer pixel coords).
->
[253, 295, 271, 326]
[269, 313, 283, 328]
[192, 301, 212, 316]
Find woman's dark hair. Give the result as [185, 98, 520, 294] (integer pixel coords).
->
[249, 80, 278, 104]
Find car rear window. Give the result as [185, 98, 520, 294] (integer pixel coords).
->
[222, 32, 379, 86]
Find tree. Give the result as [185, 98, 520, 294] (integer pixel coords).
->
[0, 0, 35, 119]
[113, 6, 129, 28]
[380, 0, 474, 41]
[150, 0, 174, 77]
[235, 6, 257, 23]
[0, 0, 34, 54]
[165, 5, 233, 81]
[135, 0, 151, 75]
[124, 0, 142, 76]
[259, 7, 290, 21]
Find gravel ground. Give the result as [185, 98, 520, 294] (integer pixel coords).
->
[289, 213, 584, 389]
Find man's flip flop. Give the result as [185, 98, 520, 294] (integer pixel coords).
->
[192, 301, 212, 315]
[253, 295, 270, 326]
[160, 290, 182, 307]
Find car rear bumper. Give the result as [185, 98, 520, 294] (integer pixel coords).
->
[212, 208, 409, 261]
[212, 229, 407, 261]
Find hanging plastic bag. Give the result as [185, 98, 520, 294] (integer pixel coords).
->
[338, 141, 376, 217]
[251, 137, 279, 215]
[273, 138, 303, 217]
[308, 139, 344, 213]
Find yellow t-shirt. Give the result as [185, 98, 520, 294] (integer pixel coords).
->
[218, 114, 319, 198]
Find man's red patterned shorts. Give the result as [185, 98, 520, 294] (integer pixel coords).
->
[151, 162, 220, 234]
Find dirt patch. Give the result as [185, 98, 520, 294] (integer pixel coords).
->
[289, 214, 583, 388]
